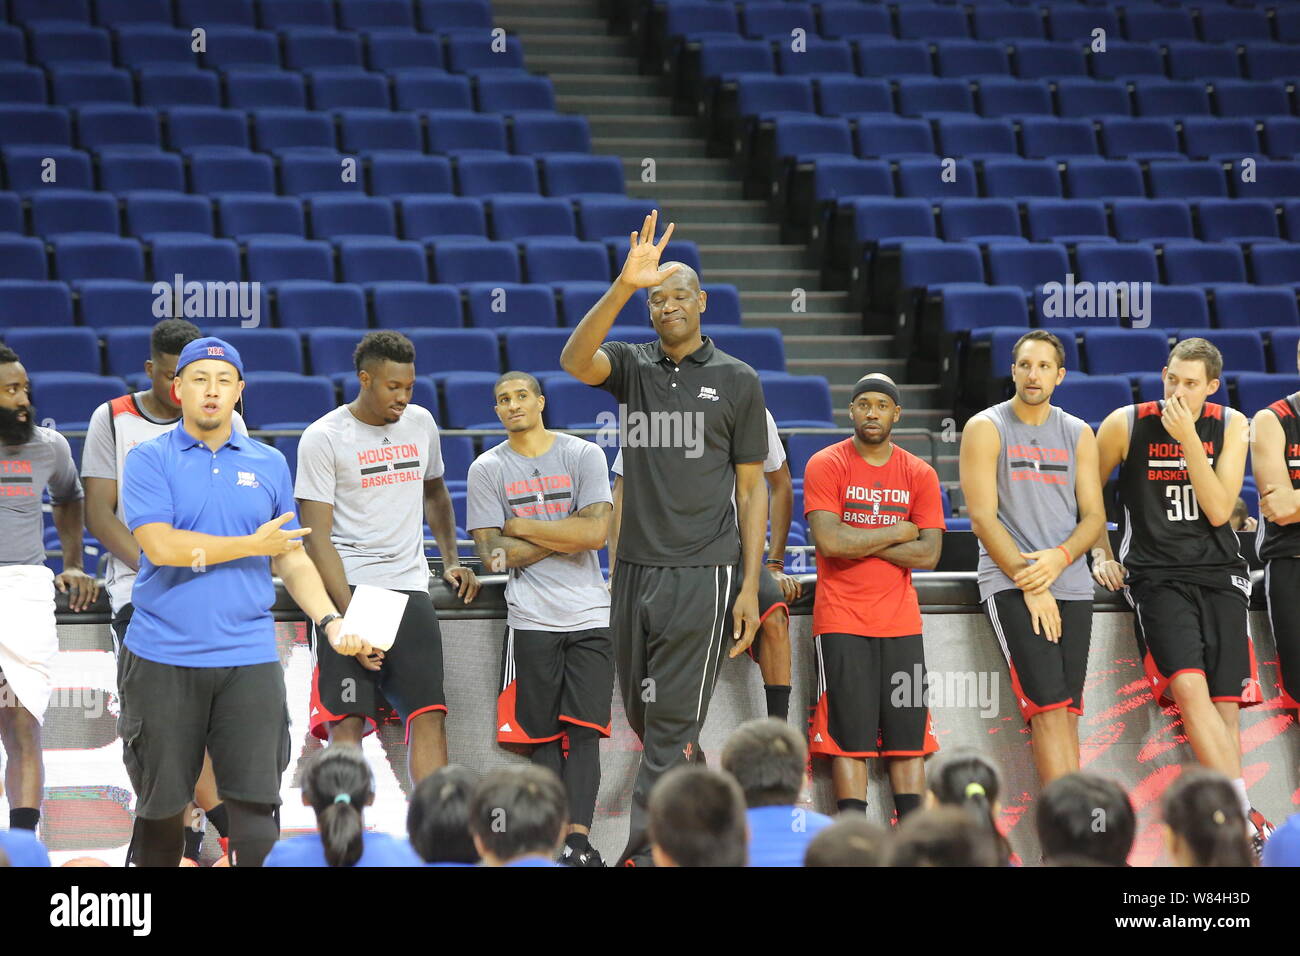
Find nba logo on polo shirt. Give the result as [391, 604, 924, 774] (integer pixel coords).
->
[237, 471, 259, 488]
[697, 386, 719, 402]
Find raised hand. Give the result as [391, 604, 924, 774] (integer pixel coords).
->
[249, 512, 310, 557]
[618, 209, 681, 290]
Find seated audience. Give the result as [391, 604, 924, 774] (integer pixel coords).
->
[804, 817, 889, 867]
[889, 808, 1002, 867]
[1036, 772, 1135, 866]
[649, 765, 748, 868]
[1162, 768, 1254, 868]
[408, 765, 480, 867]
[469, 766, 567, 867]
[927, 750, 1012, 865]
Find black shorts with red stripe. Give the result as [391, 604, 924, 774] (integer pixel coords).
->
[309, 588, 446, 744]
[1125, 573, 1261, 709]
[1264, 557, 1300, 711]
[983, 589, 1092, 723]
[745, 568, 791, 663]
[809, 632, 939, 759]
[498, 625, 614, 745]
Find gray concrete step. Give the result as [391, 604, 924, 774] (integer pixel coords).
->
[790, 357, 905, 381]
[621, 155, 737, 182]
[586, 114, 702, 138]
[524, 34, 636, 56]
[496, 14, 611, 34]
[747, 313, 864, 335]
[656, 199, 773, 224]
[593, 136, 704, 157]
[553, 73, 669, 97]
[556, 94, 671, 116]
[627, 179, 745, 200]
[494, 0, 600, 19]
[673, 222, 782, 244]
[706, 268, 821, 291]
[781, 334, 892, 359]
[697, 244, 808, 271]
[528, 53, 633, 74]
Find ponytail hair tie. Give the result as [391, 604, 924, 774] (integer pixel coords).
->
[964, 782, 986, 799]
[1212, 809, 1226, 825]
[333, 793, 352, 805]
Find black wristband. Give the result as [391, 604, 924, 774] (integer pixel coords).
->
[317, 612, 341, 631]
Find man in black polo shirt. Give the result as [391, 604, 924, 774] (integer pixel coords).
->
[561, 210, 768, 866]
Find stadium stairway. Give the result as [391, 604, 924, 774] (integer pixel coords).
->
[496, 0, 953, 461]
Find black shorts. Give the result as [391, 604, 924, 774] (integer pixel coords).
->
[497, 626, 614, 744]
[117, 646, 290, 819]
[1264, 558, 1300, 710]
[809, 633, 939, 759]
[745, 568, 792, 664]
[309, 588, 446, 744]
[1125, 575, 1260, 708]
[983, 589, 1093, 722]
[110, 602, 134, 657]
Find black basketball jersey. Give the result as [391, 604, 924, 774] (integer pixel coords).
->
[1116, 401, 1247, 584]
[1257, 394, 1300, 562]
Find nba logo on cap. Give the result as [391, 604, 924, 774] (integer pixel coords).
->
[207, 346, 225, 356]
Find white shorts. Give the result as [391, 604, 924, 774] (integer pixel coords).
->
[0, 565, 58, 723]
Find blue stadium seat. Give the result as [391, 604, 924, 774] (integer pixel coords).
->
[393, 73, 474, 112]
[476, 74, 555, 114]
[417, 0, 493, 33]
[852, 39, 933, 78]
[1111, 198, 1195, 242]
[225, 70, 308, 110]
[1166, 42, 1241, 81]
[282, 28, 364, 71]
[556, 281, 648, 327]
[274, 281, 367, 329]
[254, 109, 337, 153]
[338, 0, 414, 30]
[0, 27, 24, 63]
[1147, 161, 1229, 199]
[50, 66, 133, 107]
[75, 106, 161, 151]
[1099, 118, 1181, 160]
[0, 280, 73, 327]
[1064, 158, 1144, 199]
[1162, 241, 1247, 285]
[310, 195, 396, 240]
[98, 151, 185, 193]
[365, 32, 443, 71]
[512, 114, 591, 156]
[1213, 286, 1299, 330]
[0, 237, 48, 280]
[709, 328, 785, 372]
[1212, 80, 1291, 120]
[1075, 243, 1160, 285]
[338, 111, 423, 154]
[811, 158, 893, 203]
[502, 327, 571, 372]
[306, 327, 370, 376]
[1236, 374, 1300, 417]
[310, 69, 390, 111]
[28, 25, 113, 66]
[741, 2, 815, 40]
[463, 282, 556, 328]
[848, 197, 936, 244]
[761, 375, 836, 428]
[30, 190, 118, 237]
[401, 196, 487, 240]
[441, 372, 504, 428]
[1054, 78, 1131, 118]
[115, 26, 199, 68]
[0, 66, 47, 106]
[981, 158, 1061, 199]
[431, 239, 521, 284]
[896, 78, 975, 116]
[818, 3, 891, 40]
[972, 5, 1044, 42]
[77, 280, 161, 329]
[337, 237, 428, 283]
[898, 4, 970, 40]
[899, 241, 985, 288]
[138, 66, 221, 108]
[30, 373, 127, 429]
[406, 328, 497, 379]
[700, 284, 741, 326]
[988, 242, 1069, 290]
[521, 238, 608, 283]
[540, 377, 618, 428]
[2, 146, 91, 193]
[258, 0, 336, 28]
[1181, 117, 1261, 161]
[457, 155, 540, 197]
[371, 283, 463, 329]
[241, 372, 336, 428]
[1145, 286, 1209, 329]
[425, 111, 508, 154]
[1253, 245, 1300, 287]
[1124, 6, 1196, 44]
[0, 192, 18, 234]
[1235, 161, 1300, 202]
[539, 155, 624, 197]
[1089, 41, 1164, 81]
[51, 235, 142, 280]
[438, 434, 473, 481]
[1050, 5, 1119, 42]
[1013, 40, 1087, 79]
[281, 153, 367, 197]
[1197, 199, 1279, 243]
[1267, 329, 1300, 374]
[444, 33, 525, 73]
[854, 117, 935, 159]
[976, 77, 1053, 118]
[1025, 198, 1109, 243]
[1172, 329, 1264, 373]
[96, 0, 171, 25]
[166, 108, 251, 153]
[246, 237, 334, 281]
[5, 327, 99, 373]
[985, 325, 1080, 370]
[897, 158, 977, 199]
[1277, 7, 1300, 43]
[697, 38, 776, 81]
[776, 39, 856, 78]
[190, 151, 276, 194]
[1019, 117, 1098, 160]
[575, 197, 655, 242]
[124, 192, 214, 240]
[202, 28, 281, 70]
[369, 154, 454, 197]
[1133, 79, 1212, 118]
[935, 40, 1010, 79]
[1053, 375, 1135, 428]
[939, 198, 1022, 242]
[1082, 328, 1169, 377]
[1244, 44, 1300, 83]
[941, 285, 1029, 334]
[102, 327, 154, 377]
[150, 236, 240, 282]
[218, 195, 305, 240]
[1198, 7, 1270, 43]
[816, 76, 892, 118]
[935, 117, 1016, 157]
[177, 0, 256, 26]
[772, 116, 853, 162]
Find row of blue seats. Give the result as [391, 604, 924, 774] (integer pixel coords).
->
[0, 24, 524, 74]
[1048, 370, 1300, 427]
[664, 1, 1300, 45]
[25, 367, 836, 431]
[0, 233, 707, 286]
[0, 65, 560, 113]
[1, 0, 493, 33]
[0, 106, 589, 157]
[0, 323, 781, 379]
[0, 277, 745, 330]
[694, 36, 1300, 84]
[737, 75, 1300, 126]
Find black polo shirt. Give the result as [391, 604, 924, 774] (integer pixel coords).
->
[599, 335, 767, 567]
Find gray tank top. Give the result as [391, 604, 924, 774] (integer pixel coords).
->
[975, 401, 1094, 602]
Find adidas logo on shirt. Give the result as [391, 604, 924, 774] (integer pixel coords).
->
[813, 733, 823, 743]
[499, 722, 513, 733]
[382, 437, 391, 445]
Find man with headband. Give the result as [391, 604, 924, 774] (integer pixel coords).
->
[804, 373, 946, 822]
[119, 336, 368, 866]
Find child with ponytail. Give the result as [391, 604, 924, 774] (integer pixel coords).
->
[1163, 769, 1255, 867]
[926, 749, 1013, 865]
[265, 746, 420, 867]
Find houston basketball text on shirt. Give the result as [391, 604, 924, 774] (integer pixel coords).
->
[1146, 439, 1216, 481]
[841, 484, 912, 525]
[0, 456, 35, 496]
[506, 473, 573, 518]
[357, 442, 422, 488]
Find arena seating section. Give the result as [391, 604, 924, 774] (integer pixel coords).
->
[3, 0, 1298, 565]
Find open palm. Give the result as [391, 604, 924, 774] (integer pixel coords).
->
[619, 209, 681, 289]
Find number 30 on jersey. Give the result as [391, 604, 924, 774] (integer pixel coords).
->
[1165, 484, 1200, 521]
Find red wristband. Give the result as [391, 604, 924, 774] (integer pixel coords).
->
[1056, 544, 1072, 564]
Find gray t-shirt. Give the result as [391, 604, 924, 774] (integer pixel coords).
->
[466, 432, 612, 631]
[1, 426, 82, 567]
[975, 401, 1094, 602]
[81, 392, 248, 613]
[294, 403, 444, 593]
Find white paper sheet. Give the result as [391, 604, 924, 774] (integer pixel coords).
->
[337, 585, 409, 652]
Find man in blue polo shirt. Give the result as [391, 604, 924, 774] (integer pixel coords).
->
[120, 337, 369, 867]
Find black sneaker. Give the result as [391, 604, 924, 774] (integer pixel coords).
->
[560, 844, 606, 867]
[1248, 808, 1275, 860]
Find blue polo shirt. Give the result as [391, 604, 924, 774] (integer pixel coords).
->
[0, 828, 51, 867]
[121, 423, 299, 668]
[746, 805, 835, 867]
[264, 831, 422, 867]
